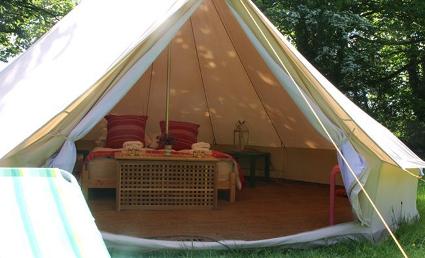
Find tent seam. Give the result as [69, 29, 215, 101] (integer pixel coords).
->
[245, 0, 415, 172]
[189, 17, 217, 145]
[145, 65, 154, 116]
[211, 0, 284, 148]
[236, 1, 408, 256]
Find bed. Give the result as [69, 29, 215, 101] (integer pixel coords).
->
[81, 148, 241, 203]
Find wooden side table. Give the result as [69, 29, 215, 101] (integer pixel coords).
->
[225, 150, 270, 187]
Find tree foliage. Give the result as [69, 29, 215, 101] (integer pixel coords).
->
[254, 0, 425, 157]
[0, 0, 74, 62]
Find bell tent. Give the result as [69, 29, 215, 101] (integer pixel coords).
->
[1, 0, 425, 251]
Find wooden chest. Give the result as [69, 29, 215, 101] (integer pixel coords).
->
[115, 153, 218, 210]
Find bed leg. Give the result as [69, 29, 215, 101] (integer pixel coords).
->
[230, 172, 236, 202]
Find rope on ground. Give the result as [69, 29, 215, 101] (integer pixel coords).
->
[237, 1, 408, 257]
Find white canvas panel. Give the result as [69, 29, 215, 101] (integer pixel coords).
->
[190, 0, 281, 147]
[50, 0, 203, 172]
[244, 0, 425, 170]
[337, 140, 367, 194]
[0, 0, 192, 159]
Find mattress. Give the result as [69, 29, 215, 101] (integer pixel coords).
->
[84, 147, 242, 190]
[87, 156, 235, 183]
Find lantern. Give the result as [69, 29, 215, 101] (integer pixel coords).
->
[233, 120, 249, 150]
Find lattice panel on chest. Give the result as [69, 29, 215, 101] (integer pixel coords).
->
[117, 160, 217, 210]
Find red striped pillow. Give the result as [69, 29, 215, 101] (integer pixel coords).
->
[159, 120, 200, 150]
[105, 115, 148, 148]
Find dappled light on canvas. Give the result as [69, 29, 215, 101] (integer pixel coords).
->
[257, 71, 277, 86]
[2, 1, 423, 255]
[227, 51, 237, 58]
[208, 61, 216, 68]
[82, 0, 332, 149]
[304, 140, 320, 149]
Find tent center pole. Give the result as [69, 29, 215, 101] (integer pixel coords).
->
[165, 43, 171, 136]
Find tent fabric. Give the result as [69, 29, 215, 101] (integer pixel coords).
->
[230, 0, 425, 170]
[338, 140, 367, 194]
[103, 222, 374, 251]
[0, 168, 109, 258]
[227, 0, 423, 227]
[227, 1, 370, 222]
[49, 0, 203, 172]
[0, 0, 424, 250]
[0, 0, 201, 166]
[138, 0, 331, 149]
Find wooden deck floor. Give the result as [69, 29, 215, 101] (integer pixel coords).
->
[88, 180, 353, 241]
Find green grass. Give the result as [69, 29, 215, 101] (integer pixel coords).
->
[108, 181, 425, 258]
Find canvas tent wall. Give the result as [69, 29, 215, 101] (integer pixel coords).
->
[80, 0, 338, 185]
[1, 0, 425, 249]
